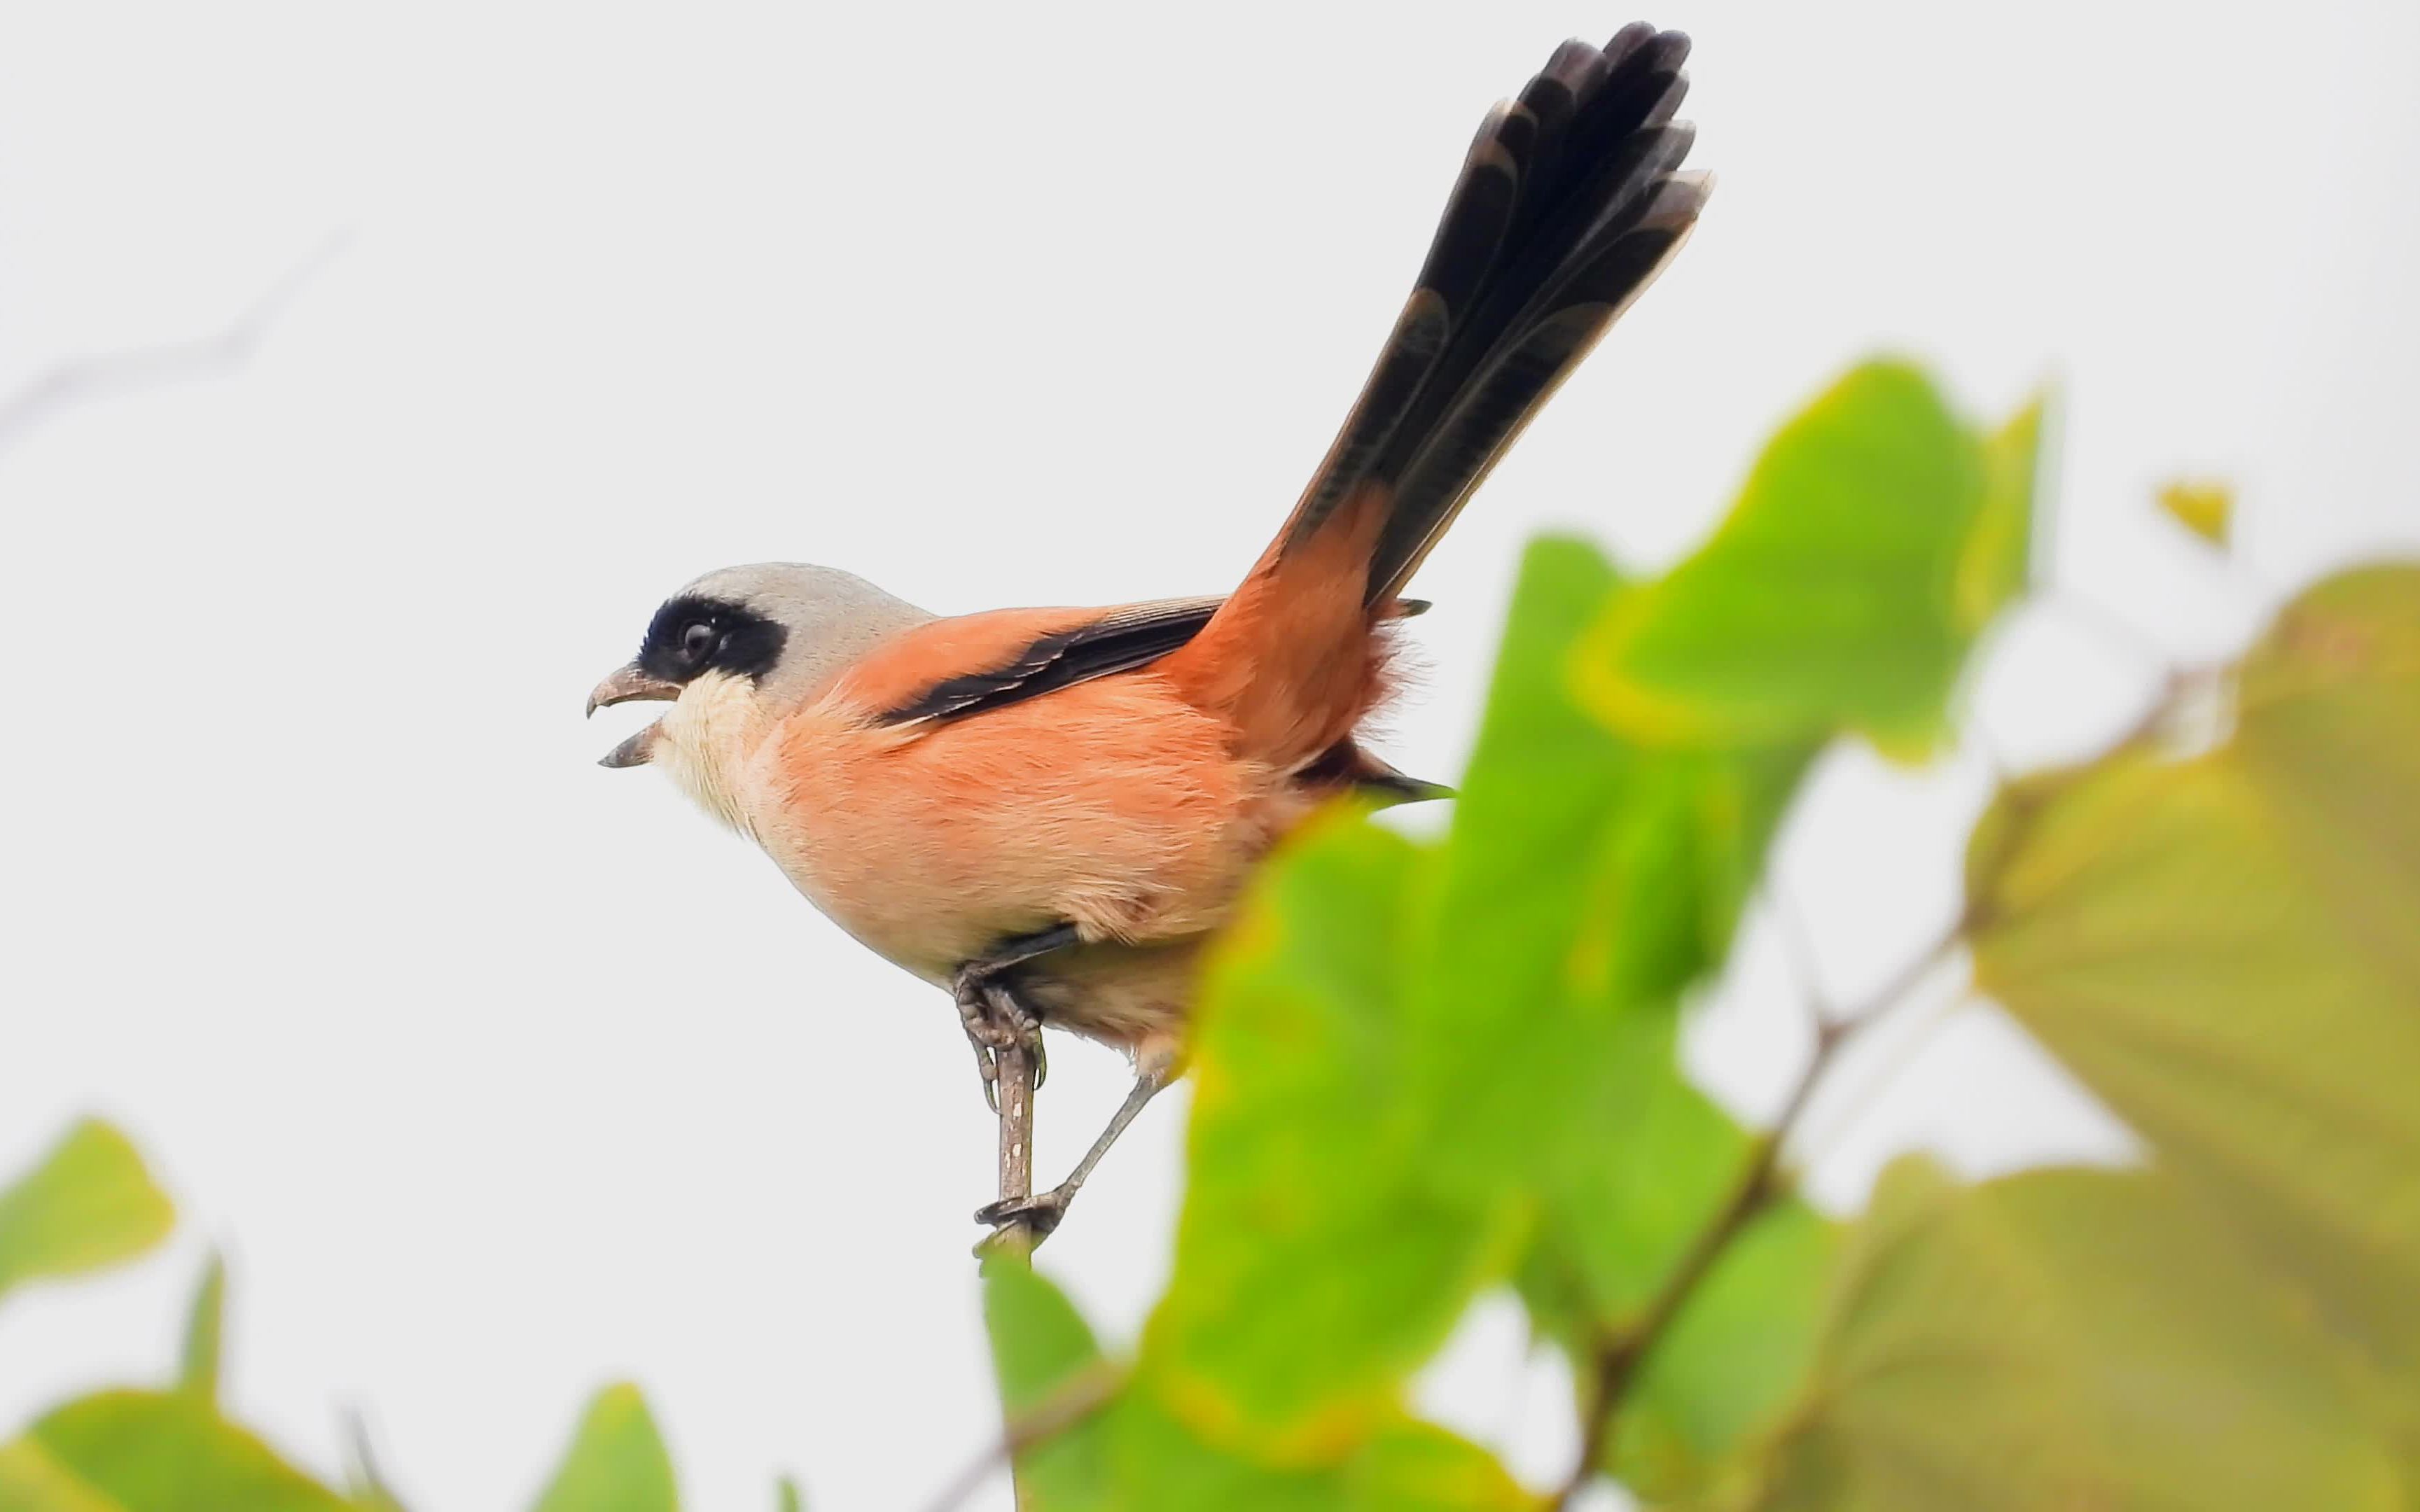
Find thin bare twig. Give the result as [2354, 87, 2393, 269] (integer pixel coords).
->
[0, 233, 347, 454]
[919, 1359, 1125, 1512]
[988, 1040, 1042, 1265]
[1550, 910, 1973, 1509]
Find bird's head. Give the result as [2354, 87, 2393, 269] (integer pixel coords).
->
[587, 563, 931, 776]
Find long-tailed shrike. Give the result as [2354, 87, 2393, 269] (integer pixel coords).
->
[590, 22, 1707, 1235]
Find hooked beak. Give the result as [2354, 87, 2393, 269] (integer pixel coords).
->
[587, 663, 680, 769]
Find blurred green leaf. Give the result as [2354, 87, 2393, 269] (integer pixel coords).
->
[1577, 360, 2038, 761]
[989, 1264, 1531, 1512]
[1741, 1158, 2407, 1512]
[1, 1390, 351, 1512]
[176, 1255, 224, 1405]
[1969, 564, 2420, 1380]
[1111, 1392, 1534, 1512]
[530, 1386, 677, 1512]
[2156, 479, 2234, 547]
[1141, 364, 2045, 1492]
[985, 1261, 1115, 1511]
[1143, 816, 1519, 1457]
[773, 1476, 802, 1512]
[2230, 564, 2420, 984]
[1407, 540, 1807, 1200]
[0, 1441, 120, 1512]
[1437, 540, 1828, 1496]
[0, 1120, 175, 1306]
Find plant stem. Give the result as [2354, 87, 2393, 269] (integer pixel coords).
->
[991, 1040, 1041, 1264]
[1550, 914, 1970, 1508]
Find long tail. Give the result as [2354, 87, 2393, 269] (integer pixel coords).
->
[1167, 23, 1708, 766]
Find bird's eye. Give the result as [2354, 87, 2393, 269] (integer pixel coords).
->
[681, 622, 718, 661]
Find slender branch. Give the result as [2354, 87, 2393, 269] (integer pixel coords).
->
[919, 1360, 1125, 1512]
[0, 233, 347, 454]
[1550, 911, 1972, 1508]
[987, 1038, 1042, 1265]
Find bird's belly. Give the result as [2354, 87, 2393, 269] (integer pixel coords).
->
[740, 687, 1303, 996]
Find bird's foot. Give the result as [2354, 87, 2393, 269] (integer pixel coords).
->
[975, 1183, 1074, 1241]
[955, 969, 1046, 1112]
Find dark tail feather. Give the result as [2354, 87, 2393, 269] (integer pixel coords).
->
[1273, 24, 1707, 605]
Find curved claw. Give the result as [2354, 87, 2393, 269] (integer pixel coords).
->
[971, 1041, 1001, 1114]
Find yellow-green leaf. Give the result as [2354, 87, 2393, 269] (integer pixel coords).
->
[1953, 392, 2047, 631]
[0, 1440, 122, 1512]
[530, 1386, 677, 1512]
[1969, 564, 2420, 1378]
[0, 1121, 175, 1306]
[177, 1255, 225, 1404]
[2157, 479, 2234, 546]
[1109, 1384, 1535, 1512]
[13, 1390, 352, 1512]
[1744, 1159, 2406, 1512]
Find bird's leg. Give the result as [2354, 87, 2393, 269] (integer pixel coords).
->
[975, 1060, 1173, 1240]
[953, 924, 1081, 1111]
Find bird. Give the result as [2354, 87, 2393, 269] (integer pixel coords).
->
[589, 22, 1707, 1238]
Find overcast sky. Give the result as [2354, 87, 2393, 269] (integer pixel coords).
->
[3, 3, 2416, 1508]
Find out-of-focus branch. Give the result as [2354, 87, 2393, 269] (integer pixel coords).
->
[0, 233, 347, 454]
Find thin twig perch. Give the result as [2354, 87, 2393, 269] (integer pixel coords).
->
[989, 1040, 1041, 1263]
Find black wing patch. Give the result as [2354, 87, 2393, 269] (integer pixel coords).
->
[875, 596, 1434, 727]
[875, 596, 1227, 727]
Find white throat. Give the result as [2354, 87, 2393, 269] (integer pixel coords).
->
[653, 671, 772, 834]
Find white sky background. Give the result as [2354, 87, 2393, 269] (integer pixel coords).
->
[2, 1, 2416, 1508]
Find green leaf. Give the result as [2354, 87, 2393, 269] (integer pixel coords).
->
[0, 1120, 175, 1305]
[1969, 564, 2420, 1380]
[0, 1440, 121, 1512]
[1423, 540, 1828, 1496]
[1412, 538, 1811, 1198]
[1577, 360, 2037, 761]
[989, 1263, 1527, 1512]
[2156, 479, 2234, 547]
[530, 1386, 677, 1512]
[1743, 1159, 2407, 1512]
[6, 1390, 352, 1512]
[984, 1261, 1115, 1511]
[177, 1255, 225, 1405]
[1142, 362, 2044, 1485]
[1109, 1387, 1534, 1512]
[773, 1477, 802, 1512]
[1143, 816, 1520, 1457]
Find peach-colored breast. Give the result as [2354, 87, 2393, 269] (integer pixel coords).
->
[737, 663, 1309, 1040]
